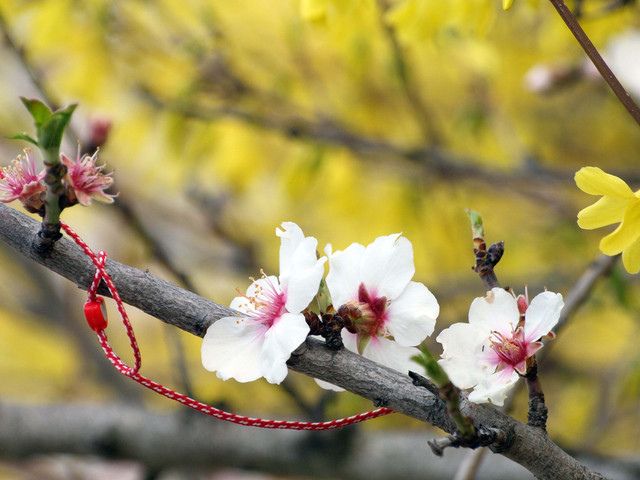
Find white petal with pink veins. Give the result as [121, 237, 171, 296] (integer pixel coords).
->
[283, 249, 326, 313]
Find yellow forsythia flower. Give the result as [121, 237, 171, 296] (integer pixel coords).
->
[300, 0, 328, 21]
[503, 0, 515, 10]
[575, 167, 640, 274]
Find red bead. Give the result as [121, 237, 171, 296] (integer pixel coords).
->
[84, 297, 108, 331]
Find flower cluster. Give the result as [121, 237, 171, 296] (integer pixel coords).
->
[202, 222, 562, 408]
[0, 146, 115, 212]
[202, 224, 440, 385]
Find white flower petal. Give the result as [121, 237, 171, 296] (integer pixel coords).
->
[343, 332, 421, 375]
[315, 378, 345, 392]
[468, 288, 519, 334]
[524, 291, 564, 342]
[360, 234, 415, 300]
[386, 281, 439, 346]
[326, 242, 366, 308]
[246, 276, 280, 296]
[260, 313, 310, 384]
[277, 223, 326, 306]
[437, 323, 489, 389]
[283, 250, 326, 313]
[201, 317, 265, 383]
[276, 222, 306, 278]
[229, 295, 256, 315]
[468, 368, 519, 406]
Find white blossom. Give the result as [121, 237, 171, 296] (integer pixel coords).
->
[437, 288, 563, 406]
[201, 222, 326, 384]
[323, 233, 439, 380]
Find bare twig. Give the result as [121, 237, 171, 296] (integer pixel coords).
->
[376, 0, 443, 145]
[552, 254, 618, 334]
[524, 360, 548, 430]
[454, 253, 619, 479]
[548, 0, 640, 128]
[453, 449, 489, 480]
[466, 209, 502, 290]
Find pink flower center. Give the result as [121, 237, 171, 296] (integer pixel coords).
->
[356, 283, 389, 337]
[240, 274, 287, 328]
[490, 328, 528, 372]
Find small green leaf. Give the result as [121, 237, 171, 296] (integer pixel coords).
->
[18, 99, 77, 158]
[357, 334, 371, 355]
[37, 104, 78, 157]
[20, 97, 52, 127]
[412, 346, 450, 387]
[465, 209, 485, 240]
[316, 278, 333, 314]
[7, 132, 38, 146]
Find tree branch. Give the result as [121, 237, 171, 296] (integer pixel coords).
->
[6, 401, 635, 480]
[0, 203, 609, 480]
[547, 0, 640, 128]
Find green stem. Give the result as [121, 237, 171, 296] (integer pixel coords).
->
[414, 348, 476, 439]
[35, 149, 65, 253]
[548, 0, 640, 128]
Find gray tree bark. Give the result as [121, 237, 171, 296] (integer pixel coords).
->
[0, 203, 611, 479]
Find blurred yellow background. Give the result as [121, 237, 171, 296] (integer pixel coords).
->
[0, 0, 639, 477]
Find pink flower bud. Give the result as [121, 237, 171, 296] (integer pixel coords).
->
[517, 295, 529, 315]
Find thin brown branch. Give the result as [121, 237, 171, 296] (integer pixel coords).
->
[460, 253, 619, 478]
[524, 359, 548, 430]
[376, 0, 444, 145]
[453, 448, 489, 480]
[548, 0, 640, 128]
[552, 253, 618, 334]
[143, 90, 576, 186]
[0, 12, 59, 111]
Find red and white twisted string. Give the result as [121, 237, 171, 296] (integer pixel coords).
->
[61, 220, 393, 430]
